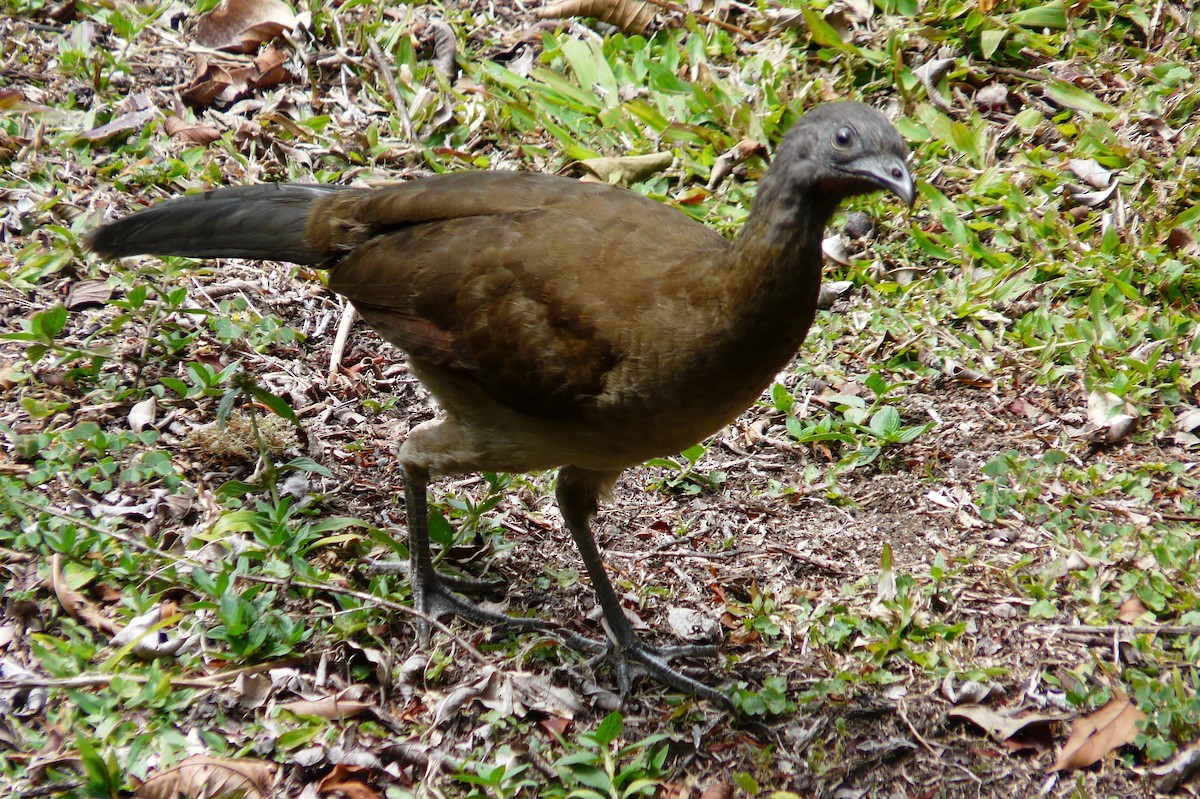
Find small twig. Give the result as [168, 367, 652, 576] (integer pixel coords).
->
[368, 36, 414, 139]
[897, 700, 941, 757]
[329, 301, 357, 378]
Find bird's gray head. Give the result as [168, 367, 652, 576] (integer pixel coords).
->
[774, 102, 915, 208]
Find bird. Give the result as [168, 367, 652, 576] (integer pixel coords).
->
[86, 101, 915, 710]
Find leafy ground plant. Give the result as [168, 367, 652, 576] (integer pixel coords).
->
[1, 0, 1199, 797]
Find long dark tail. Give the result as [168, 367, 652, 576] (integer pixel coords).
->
[84, 183, 351, 266]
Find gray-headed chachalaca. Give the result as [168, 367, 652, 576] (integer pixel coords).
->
[87, 102, 915, 710]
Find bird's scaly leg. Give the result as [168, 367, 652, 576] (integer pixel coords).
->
[397, 465, 555, 643]
[557, 467, 734, 710]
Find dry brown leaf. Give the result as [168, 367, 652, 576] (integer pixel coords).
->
[246, 46, 290, 90]
[0, 88, 25, 109]
[50, 553, 119, 636]
[1117, 596, 1148, 624]
[164, 116, 222, 145]
[278, 696, 373, 719]
[1164, 226, 1196, 254]
[575, 151, 672, 186]
[317, 764, 384, 799]
[65, 279, 113, 310]
[536, 0, 656, 35]
[1049, 691, 1146, 772]
[182, 56, 237, 107]
[193, 0, 297, 53]
[979, 0, 996, 11]
[949, 705, 1063, 754]
[134, 755, 279, 799]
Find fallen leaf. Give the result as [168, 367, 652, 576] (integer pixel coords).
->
[50, 553, 118, 636]
[317, 764, 384, 799]
[65, 279, 112, 310]
[193, 0, 297, 53]
[1117, 596, 1147, 624]
[536, 0, 656, 35]
[817, 280, 853, 309]
[182, 56, 237, 107]
[134, 755, 279, 799]
[128, 397, 156, 433]
[575, 151, 673, 186]
[707, 138, 766, 189]
[1067, 158, 1112, 189]
[1049, 691, 1146, 771]
[1164, 226, 1196, 255]
[164, 116, 221, 145]
[83, 106, 159, 143]
[914, 57, 955, 112]
[949, 705, 1063, 754]
[278, 696, 373, 720]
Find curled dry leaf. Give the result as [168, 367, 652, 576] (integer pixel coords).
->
[575, 151, 673, 186]
[536, 0, 656, 36]
[278, 696, 373, 720]
[1164, 226, 1196, 255]
[193, 0, 298, 54]
[1067, 158, 1112, 189]
[128, 397, 156, 433]
[707, 138, 766, 189]
[182, 56, 235, 107]
[412, 20, 457, 77]
[134, 756, 279, 799]
[1049, 691, 1146, 771]
[164, 116, 222, 145]
[816, 280, 853, 309]
[914, 57, 955, 112]
[949, 705, 1063, 754]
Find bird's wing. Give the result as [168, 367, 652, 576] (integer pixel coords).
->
[317, 172, 727, 420]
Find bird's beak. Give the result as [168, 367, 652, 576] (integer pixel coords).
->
[851, 155, 916, 208]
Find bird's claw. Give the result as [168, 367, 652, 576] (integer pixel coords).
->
[594, 639, 734, 711]
[412, 575, 554, 646]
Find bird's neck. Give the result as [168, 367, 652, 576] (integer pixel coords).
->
[723, 174, 837, 350]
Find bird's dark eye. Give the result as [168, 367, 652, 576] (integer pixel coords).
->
[834, 126, 854, 148]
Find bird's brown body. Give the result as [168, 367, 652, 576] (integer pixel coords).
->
[87, 102, 915, 709]
[316, 171, 828, 478]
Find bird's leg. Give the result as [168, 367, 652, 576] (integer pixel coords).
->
[556, 467, 734, 710]
[400, 465, 554, 644]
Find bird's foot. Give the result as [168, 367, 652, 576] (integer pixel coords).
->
[596, 638, 734, 711]
[412, 573, 556, 645]
[365, 557, 505, 597]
